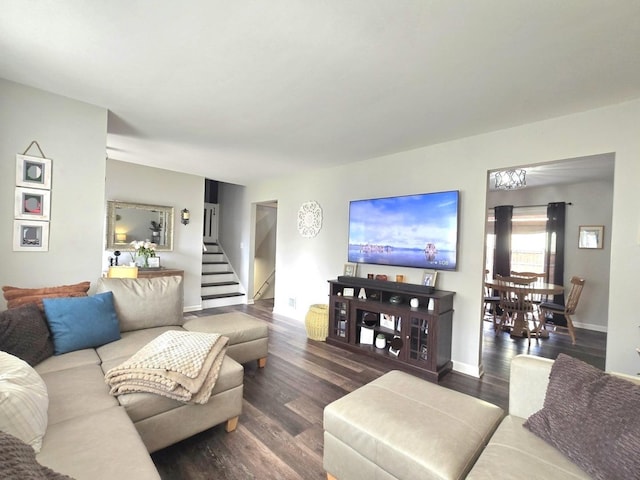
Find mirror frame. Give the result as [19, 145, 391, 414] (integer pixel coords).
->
[106, 201, 174, 251]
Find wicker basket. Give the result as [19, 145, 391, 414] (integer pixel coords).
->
[305, 304, 329, 341]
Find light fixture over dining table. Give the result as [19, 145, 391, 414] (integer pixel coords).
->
[494, 169, 526, 190]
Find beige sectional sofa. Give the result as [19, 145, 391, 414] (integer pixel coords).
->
[2, 275, 269, 479]
[324, 354, 640, 480]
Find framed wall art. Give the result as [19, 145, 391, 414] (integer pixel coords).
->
[16, 154, 52, 190]
[14, 187, 51, 221]
[13, 220, 50, 252]
[578, 225, 604, 249]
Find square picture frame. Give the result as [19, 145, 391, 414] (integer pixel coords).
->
[16, 154, 52, 190]
[13, 220, 50, 252]
[14, 187, 51, 221]
[147, 256, 161, 268]
[578, 225, 604, 249]
[380, 313, 395, 330]
[422, 269, 438, 287]
[343, 262, 357, 277]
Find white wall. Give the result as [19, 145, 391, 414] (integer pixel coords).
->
[218, 182, 250, 296]
[235, 99, 640, 376]
[105, 160, 205, 310]
[487, 178, 614, 331]
[0, 79, 107, 307]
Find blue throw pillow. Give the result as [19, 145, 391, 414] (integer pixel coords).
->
[43, 291, 121, 355]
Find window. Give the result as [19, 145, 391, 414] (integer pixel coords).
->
[486, 206, 547, 278]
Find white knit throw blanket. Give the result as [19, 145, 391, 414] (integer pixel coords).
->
[105, 330, 228, 404]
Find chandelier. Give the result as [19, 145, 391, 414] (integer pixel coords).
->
[494, 169, 526, 190]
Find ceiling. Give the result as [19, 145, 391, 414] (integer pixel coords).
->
[1, 1, 639, 185]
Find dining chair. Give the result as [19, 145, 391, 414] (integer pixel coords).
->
[510, 271, 546, 316]
[483, 270, 500, 329]
[107, 266, 139, 278]
[539, 276, 585, 345]
[494, 275, 538, 343]
[510, 271, 545, 290]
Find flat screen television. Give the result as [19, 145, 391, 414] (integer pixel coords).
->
[348, 190, 459, 271]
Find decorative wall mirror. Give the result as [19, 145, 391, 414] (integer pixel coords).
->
[106, 201, 174, 251]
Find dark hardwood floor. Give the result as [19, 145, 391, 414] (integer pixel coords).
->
[151, 300, 606, 479]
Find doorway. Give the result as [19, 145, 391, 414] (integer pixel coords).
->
[481, 154, 614, 374]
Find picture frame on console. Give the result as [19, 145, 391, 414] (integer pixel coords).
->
[422, 270, 438, 287]
[343, 262, 358, 277]
[380, 313, 394, 330]
[147, 257, 161, 268]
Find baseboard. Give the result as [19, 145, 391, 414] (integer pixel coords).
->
[572, 321, 607, 333]
[452, 361, 482, 378]
[272, 306, 303, 322]
[183, 304, 202, 313]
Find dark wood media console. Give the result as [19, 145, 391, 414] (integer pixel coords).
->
[327, 277, 455, 382]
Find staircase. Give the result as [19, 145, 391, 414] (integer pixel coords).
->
[201, 242, 245, 309]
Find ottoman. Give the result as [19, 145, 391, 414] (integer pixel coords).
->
[323, 371, 504, 480]
[183, 312, 269, 367]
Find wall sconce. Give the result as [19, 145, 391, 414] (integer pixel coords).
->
[181, 208, 190, 225]
[115, 232, 127, 242]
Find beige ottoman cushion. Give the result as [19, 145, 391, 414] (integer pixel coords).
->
[183, 312, 268, 365]
[323, 370, 504, 480]
[116, 355, 244, 423]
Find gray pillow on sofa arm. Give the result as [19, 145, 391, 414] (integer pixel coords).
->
[0, 430, 73, 480]
[523, 353, 640, 480]
[96, 276, 184, 332]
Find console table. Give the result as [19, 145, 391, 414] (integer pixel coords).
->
[137, 268, 184, 279]
[327, 277, 454, 382]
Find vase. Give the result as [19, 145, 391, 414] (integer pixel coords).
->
[135, 255, 149, 268]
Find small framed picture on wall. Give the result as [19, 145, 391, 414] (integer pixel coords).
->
[14, 187, 51, 221]
[13, 220, 50, 252]
[16, 154, 52, 190]
[578, 225, 604, 249]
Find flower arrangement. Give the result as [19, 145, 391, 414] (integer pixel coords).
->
[129, 240, 157, 267]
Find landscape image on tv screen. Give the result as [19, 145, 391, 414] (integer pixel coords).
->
[348, 190, 459, 270]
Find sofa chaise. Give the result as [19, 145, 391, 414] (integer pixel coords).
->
[324, 354, 640, 480]
[1, 275, 269, 479]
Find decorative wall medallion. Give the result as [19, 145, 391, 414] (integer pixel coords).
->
[297, 201, 322, 238]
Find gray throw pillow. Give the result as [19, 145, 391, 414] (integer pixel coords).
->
[0, 303, 54, 366]
[0, 430, 73, 479]
[524, 353, 640, 480]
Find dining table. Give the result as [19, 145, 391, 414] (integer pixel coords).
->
[484, 278, 564, 338]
